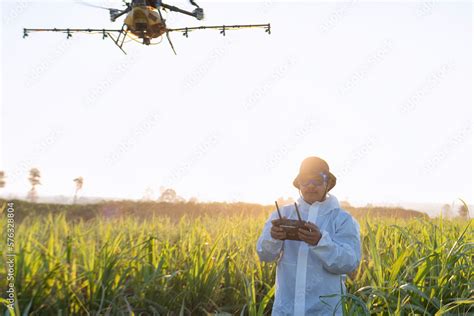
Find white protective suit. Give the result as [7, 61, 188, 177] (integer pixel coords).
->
[256, 194, 361, 315]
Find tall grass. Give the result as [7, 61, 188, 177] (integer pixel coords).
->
[1, 207, 472, 315]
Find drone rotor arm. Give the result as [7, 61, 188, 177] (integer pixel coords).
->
[160, 3, 203, 20]
[189, 0, 200, 8]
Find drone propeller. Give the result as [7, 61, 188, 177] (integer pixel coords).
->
[160, 2, 204, 20]
[165, 31, 177, 55]
[189, 0, 200, 8]
[75, 0, 117, 11]
[188, 0, 204, 19]
[109, 7, 132, 22]
[75, 0, 131, 22]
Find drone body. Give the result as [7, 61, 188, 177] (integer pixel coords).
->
[124, 4, 166, 42]
[23, 0, 271, 54]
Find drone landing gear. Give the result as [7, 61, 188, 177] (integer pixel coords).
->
[107, 24, 128, 54]
[165, 32, 177, 55]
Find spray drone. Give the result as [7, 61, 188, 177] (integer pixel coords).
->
[23, 0, 271, 54]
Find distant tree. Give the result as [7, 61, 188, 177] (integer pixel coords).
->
[142, 187, 155, 201]
[441, 203, 452, 219]
[27, 168, 41, 202]
[457, 203, 470, 219]
[188, 197, 199, 203]
[158, 188, 176, 202]
[0, 171, 5, 188]
[158, 188, 185, 203]
[73, 177, 84, 204]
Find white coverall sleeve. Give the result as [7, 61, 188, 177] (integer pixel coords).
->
[310, 214, 361, 274]
[256, 212, 284, 262]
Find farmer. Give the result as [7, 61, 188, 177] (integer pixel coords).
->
[257, 156, 361, 315]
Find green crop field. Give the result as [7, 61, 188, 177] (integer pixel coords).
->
[1, 201, 473, 315]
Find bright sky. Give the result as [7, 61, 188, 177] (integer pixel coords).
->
[1, 0, 472, 206]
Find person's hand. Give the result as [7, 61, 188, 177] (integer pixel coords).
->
[271, 218, 287, 240]
[298, 222, 322, 246]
